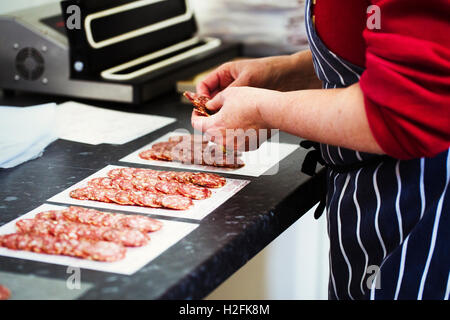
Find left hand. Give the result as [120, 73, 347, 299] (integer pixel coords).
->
[191, 86, 278, 151]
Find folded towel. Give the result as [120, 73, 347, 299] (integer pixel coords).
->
[0, 103, 58, 168]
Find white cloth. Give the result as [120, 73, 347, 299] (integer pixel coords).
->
[0, 103, 58, 168]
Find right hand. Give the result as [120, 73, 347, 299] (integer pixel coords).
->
[197, 50, 322, 98]
[196, 55, 301, 98]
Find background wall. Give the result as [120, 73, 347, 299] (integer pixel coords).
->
[0, 0, 58, 14]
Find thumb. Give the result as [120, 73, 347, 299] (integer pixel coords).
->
[191, 110, 216, 133]
[205, 92, 225, 112]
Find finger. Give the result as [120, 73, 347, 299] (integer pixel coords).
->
[191, 110, 216, 133]
[208, 88, 222, 99]
[196, 80, 213, 98]
[205, 92, 225, 112]
[196, 66, 235, 97]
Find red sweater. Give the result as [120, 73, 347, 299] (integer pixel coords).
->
[314, 0, 450, 159]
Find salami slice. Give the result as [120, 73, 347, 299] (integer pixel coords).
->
[117, 178, 135, 191]
[133, 168, 158, 179]
[160, 195, 193, 210]
[161, 142, 178, 161]
[151, 141, 171, 152]
[124, 214, 163, 232]
[91, 188, 113, 203]
[38, 206, 162, 233]
[178, 183, 211, 200]
[129, 191, 145, 206]
[211, 152, 245, 169]
[0, 233, 126, 262]
[87, 177, 114, 188]
[16, 218, 149, 247]
[35, 210, 66, 221]
[132, 177, 159, 193]
[149, 149, 170, 161]
[103, 189, 119, 203]
[113, 191, 135, 205]
[107, 168, 123, 179]
[168, 135, 192, 143]
[71, 207, 103, 225]
[0, 285, 11, 300]
[110, 177, 124, 189]
[147, 142, 177, 161]
[183, 91, 212, 117]
[139, 150, 158, 160]
[119, 168, 137, 179]
[155, 181, 181, 195]
[137, 192, 163, 208]
[158, 171, 177, 181]
[190, 172, 226, 188]
[174, 171, 195, 184]
[80, 240, 127, 262]
[70, 187, 96, 200]
[143, 184, 159, 194]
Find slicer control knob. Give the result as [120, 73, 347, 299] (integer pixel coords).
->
[74, 61, 84, 72]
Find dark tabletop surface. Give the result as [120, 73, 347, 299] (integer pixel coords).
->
[0, 89, 324, 299]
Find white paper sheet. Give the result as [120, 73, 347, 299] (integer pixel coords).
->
[55, 101, 176, 145]
[47, 165, 250, 221]
[119, 131, 299, 177]
[0, 204, 198, 275]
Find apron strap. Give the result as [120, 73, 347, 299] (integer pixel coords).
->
[300, 140, 327, 219]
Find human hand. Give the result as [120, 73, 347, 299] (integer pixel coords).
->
[191, 86, 279, 151]
[196, 57, 290, 98]
[196, 51, 322, 98]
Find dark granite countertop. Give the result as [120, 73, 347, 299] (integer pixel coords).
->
[0, 90, 324, 299]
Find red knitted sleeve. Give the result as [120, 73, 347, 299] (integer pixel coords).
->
[360, 0, 450, 159]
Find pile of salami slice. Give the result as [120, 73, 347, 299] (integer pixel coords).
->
[0, 206, 162, 262]
[139, 135, 245, 169]
[70, 167, 227, 211]
[183, 91, 212, 117]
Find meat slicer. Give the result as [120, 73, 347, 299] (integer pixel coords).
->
[0, 0, 240, 103]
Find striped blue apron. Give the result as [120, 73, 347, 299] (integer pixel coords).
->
[304, 0, 450, 300]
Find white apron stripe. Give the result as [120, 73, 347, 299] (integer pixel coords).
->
[327, 145, 336, 165]
[328, 50, 361, 81]
[337, 147, 345, 162]
[417, 150, 450, 300]
[305, 3, 346, 86]
[395, 161, 404, 243]
[420, 158, 426, 219]
[320, 145, 328, 166]
[373, 163, 387, 259]
[305, 5, 331, 83]
[445, 272, 450, 300]
[337, 174, 354, 299]
[353, 169, 369, 295]
[356, 151, 363, 161]
[394, 237, 409, 300]
[308, 31, 346, 86]
[329, 172, 340, 299]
